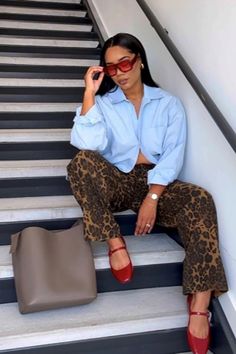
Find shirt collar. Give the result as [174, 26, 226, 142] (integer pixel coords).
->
[108, 84, 165, 104]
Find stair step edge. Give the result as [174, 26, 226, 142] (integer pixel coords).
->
[1, 20, 92, 32]
[0, 128, 71, 142]
[0, 159, 70, 178]
[0, 102, 79, 112]
[0, 37, 98, 48]
[0, 6, 86, 17]
[12, 0, 82, 3]
[0, 78, 84, 86]
[0, 196, 134, 222]
[0, 20, 92, 32]
[0, 56, 98, 66]
[0, 233, 185, 278]
[0, 286, 188, 352]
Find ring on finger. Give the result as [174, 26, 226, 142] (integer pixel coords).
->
[146, 223, 151, 228]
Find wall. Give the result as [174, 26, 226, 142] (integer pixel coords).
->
[88, 0, 236, 334]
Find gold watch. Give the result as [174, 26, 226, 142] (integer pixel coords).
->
[147, 192, 159, 201]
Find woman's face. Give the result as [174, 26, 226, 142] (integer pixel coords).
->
[104, 45, 142, 92]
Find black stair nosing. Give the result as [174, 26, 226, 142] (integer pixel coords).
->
[0, 13, 92, 24]
[0, 64, 87, 79]
[0, 46, 101, 55]
[0, 141, 78, 161]
[0, 50, 101, 59]
[0, 34, 98, 42]
[0, 176, 73, 198]
[0, 96, 82, 102]
[0, 215, 177, 246]
[0, 218, 80, 246]
[0, 27, 99, 40]
[0, 86, 84, 102]
[0, 0, 86, 11]
[0, 112, 75, 129]
[0, 72, 85, 79]
[0, 87, 84, 94]
[0, 64, 87, 73]
[210, 298, 236, 354]
[0, 262, 183, 304]
[0, 45, 101, 57]
[0, 33, 98, 42]
[0, 327, 190, 354]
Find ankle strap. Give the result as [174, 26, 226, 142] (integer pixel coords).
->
[108, 246, 126, 256]
[190, 310, 210, 317]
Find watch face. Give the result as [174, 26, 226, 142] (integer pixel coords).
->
[151, 193, 158, 200]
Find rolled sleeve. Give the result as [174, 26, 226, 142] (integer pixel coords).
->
[70, 104, 108, 151]
[73, 104, 103, 126]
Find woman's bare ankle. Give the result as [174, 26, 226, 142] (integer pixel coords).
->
[192, 290, 211, 312]
[107, 236, 124, 250]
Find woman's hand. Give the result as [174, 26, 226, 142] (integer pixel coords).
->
[135, 198, 158, 236]
[84, 66, 105, 95]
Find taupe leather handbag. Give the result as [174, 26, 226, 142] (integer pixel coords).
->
[10, 222, 97, 314]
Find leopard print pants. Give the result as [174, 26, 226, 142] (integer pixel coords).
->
[67, 150, 228, 296]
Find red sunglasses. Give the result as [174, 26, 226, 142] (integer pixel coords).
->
[103, 55, 138, 77]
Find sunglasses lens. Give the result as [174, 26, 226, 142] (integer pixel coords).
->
[104, 65, 116, 77]
[104, 55, 138, 77]
[118, 60, 132, 72]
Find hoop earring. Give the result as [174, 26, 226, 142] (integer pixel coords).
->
[141, 63, 144, 69]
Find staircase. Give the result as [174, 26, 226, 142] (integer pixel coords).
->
[0, 1, 217, 353]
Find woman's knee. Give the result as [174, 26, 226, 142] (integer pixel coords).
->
[67, 150, 99, 175]
[184, 184, 217, 222]
[195, 186, 214, 208]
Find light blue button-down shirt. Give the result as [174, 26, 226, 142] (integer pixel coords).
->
[70, 84, 187, 186]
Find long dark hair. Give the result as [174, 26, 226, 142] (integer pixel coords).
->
[97, 33, 158, 96]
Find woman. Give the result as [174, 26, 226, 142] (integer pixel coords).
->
[67, 33, 228, 354]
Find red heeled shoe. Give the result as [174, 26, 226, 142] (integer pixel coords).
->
[108, 237, 133, 284]
[187, 309, 210, 354]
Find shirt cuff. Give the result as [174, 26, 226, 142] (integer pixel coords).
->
[73, 104, 103, 126]
[147, 168, 175, 186]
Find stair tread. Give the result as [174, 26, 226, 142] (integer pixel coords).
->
[0, 102, 78, 111]
[0, 195, 133, 222]
[0, 286, 187, 351]
[0, 128, 71, 142]
[0, 37, 98, 48]
[0, 6, 86, 17]
[0, 56, 98, 66]
[0, 78, 84, 86]
[0, 20, 92, 32]
[0, 159, 70, 178]
[0, 194, 80, 210]
[0, 233, 184, 278]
